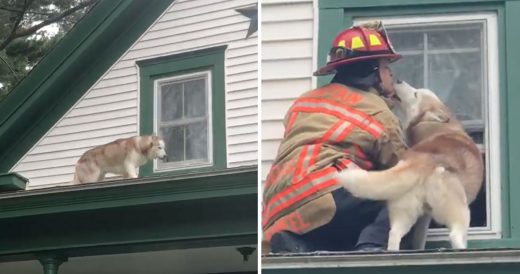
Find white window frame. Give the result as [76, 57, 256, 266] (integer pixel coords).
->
[356, 13, 501, 240]
[153, 70, 214, 172]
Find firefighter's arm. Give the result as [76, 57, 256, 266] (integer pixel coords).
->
[373, 110, 408, 169]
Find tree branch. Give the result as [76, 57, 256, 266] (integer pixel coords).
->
[0, 0, 33, 51]
[0, 6, 54, 15]
[0, 55, 18, 80]
[15, 0, 98, 38]
[0, 0, 98, 52]
[10, 0, 29, 36]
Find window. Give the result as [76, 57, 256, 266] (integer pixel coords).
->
[357, 13, 501, 239]
[138, 46, 227, 176]
[155, 71, 212, 170]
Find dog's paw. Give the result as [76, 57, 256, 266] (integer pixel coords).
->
[336, 168, 368, 190]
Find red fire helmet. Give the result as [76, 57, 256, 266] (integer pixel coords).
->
[314, 23, 401, 76]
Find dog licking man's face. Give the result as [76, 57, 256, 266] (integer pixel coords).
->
[393, 81, 446, 129]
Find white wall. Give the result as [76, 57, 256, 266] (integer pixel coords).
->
[12, 0, 258, 189]
[261, 0, 316, 179]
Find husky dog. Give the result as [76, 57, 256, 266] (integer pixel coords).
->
[337, 81, 483, 250]
[72, 135, 167, 184]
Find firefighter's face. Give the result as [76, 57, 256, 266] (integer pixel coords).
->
[378, 59, 396, 97]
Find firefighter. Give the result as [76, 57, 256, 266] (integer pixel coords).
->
[262, 22, 408, 253]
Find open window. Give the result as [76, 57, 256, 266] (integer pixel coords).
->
[356, 13, 501, 240]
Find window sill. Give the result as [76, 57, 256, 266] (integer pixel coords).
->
[262, 248, 520, 269]
[147, 163, 229, 178]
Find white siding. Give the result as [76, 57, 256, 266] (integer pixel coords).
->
[261, 0, 316, 179]
[12, 0, 258, 189]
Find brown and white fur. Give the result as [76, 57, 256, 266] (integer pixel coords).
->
[72, 135, 167, 184]
[337, 81, 483, 250]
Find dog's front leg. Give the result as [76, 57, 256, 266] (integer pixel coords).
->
[123, 162, 138, 179]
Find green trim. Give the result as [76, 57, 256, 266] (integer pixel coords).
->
[316, 8, 344, 88]
[0, 173, 27, 191]
[0, 0, 175, 172]
[497, 4, 511, 239]
[317, 0, 520, 247]
[0, 168, 257, 261]
[138, 46, 227, 177]
[504, 0, 520, 239]
[0, 167, 255, 219]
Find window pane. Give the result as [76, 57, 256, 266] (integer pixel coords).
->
[427, 25, 482, 50]
[428, 52, 482, 121]
[387, 31, 424, 51]
[470, 173, 487, 227]
[387, 23, 484, 123]
[389, 54, 424, 88]
[161, 83, 182, 121]
[468, 130, 484, 145]
[184, 78, 206, 118]
[161, 126, 184, 162]
[186, 121, 208, 160]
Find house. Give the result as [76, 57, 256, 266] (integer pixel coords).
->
[262, 0, 520, 272]
[0, 0, 258, 273]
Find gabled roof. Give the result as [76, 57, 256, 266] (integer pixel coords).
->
[0, 0, 175, 172]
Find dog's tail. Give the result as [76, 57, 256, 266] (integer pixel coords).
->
[337, 160, 437, 200]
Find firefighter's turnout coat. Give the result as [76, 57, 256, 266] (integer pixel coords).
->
[262, 83, 407, 250]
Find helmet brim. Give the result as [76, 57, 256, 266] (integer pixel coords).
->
[313, 53, 401, 76]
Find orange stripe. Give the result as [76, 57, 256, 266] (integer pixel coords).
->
[291, 98, 384, 135]
[264, 177, 338, 226]
[335, 123, 356, 142]
[336, 158, 351, 170]
[295, 97, 384, 133]
[284, 112, 298, 136]
[292, 146, 308, 184]
[292, 105, 381, 138]
[351, 145, 373, 169]
[267, 167, 337, 210]
[320, 120, 344, 142]
[264, 162, 288, 189]
[307, 144, 321, 168]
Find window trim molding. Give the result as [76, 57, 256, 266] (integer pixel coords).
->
[153, 70, 214, 172]
[137, 46, 227, 177]
[354, 12, 502, 240]
[316, 1, 518, 247]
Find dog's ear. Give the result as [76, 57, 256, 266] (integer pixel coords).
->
[423, 110, 450, 123]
